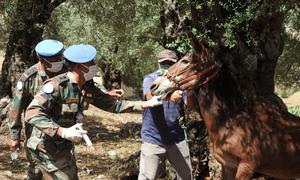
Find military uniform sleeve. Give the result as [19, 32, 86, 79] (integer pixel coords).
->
[94, 82, 108, 93]
[88, 85, 143, 112]
[24, 86, 61, 137]
[8, 81, 32, 140]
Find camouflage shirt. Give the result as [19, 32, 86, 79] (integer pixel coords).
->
[25, 73, 142, 154]
[8, 63, 56, 140]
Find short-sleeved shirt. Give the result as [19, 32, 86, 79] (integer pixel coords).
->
[141, 71, 184, 145]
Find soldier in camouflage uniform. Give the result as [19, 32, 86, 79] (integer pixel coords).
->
[24, 44, 161, 179]
[7, 39, 66, 180]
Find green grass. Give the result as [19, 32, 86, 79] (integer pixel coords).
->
[288, 106, 300, 116]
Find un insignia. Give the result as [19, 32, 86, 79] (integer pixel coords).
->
[42, 83, 54, 94]
[16, 81, 23, 91]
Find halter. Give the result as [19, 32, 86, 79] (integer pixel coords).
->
[168, 63, 220, 90]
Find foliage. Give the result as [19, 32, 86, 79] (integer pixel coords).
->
[0, 0, 17, 48]
[167, 1, 300, 50]
[166, 0, 265, 50]
[45, 0, 163, 90]
[275, 5, 300, 88]
[288, 106, 300, 116]
[166, 28, 200, 53]
[277, 87, 299, 98]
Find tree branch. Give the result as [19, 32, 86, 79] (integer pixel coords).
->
[49, 0, 66, 12]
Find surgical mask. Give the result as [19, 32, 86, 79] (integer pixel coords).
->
[43, 59, 65, 73]
[157, 69, 168, 76]
[159, 64, 171, 70]
[83, 65, 97, 82]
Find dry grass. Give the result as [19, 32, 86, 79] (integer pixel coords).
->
[0, 105, 143, 179]
[282, 91, 300, 107]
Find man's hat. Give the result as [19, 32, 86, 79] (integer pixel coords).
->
[63, 44, 97, 64]
[157, 50, 178, 63]
[35, 39, 64, 57]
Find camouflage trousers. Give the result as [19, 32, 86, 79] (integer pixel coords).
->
[28, 147, 79, 180]
[39, 162, 79, 180]
[25, 147, 43, 180]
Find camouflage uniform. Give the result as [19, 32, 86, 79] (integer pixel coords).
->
[25, 73, 143, 179]
[8, 64, 48, 140]
[8, 63, 65, 179]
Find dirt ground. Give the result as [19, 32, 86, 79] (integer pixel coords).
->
[0, 106, 142, 180]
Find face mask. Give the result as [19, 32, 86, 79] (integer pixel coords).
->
[83, 65, 97, 82]
[157, 69, 168, 76]
[159, 64, 171, 70]
[43, 59, 64, 73]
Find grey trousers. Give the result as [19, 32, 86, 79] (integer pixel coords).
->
[138, 140, 192, 180]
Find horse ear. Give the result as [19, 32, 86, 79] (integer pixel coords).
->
[186, 31, 202, 53]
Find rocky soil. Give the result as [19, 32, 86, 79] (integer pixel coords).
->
[0, 105, 143, 180]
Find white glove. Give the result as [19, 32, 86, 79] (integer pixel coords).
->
[148, 95, 163, 107]
[61, 123, 87, 142]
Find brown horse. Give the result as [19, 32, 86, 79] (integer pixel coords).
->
[150, 46, 300, 179]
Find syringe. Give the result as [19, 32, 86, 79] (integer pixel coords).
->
[77, 125, 94, 150]
[76, 111, 94, 150]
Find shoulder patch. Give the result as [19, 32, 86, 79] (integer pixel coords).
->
[16, 81, 23, 91]
[42, 73, 69, 88]
[19, 64, 38, 82]
[42, 83, 54, 94]
[54, 74, 69, 84]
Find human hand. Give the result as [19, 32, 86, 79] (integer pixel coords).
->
[147, 95, 163, 107]
[8, 139, 20, 151]
[107, 89, 124, 98]
[169, 90, 183, 103]
[61, 123, 87, 142]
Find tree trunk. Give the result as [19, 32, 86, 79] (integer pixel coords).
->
[0, 0, 65, 97]
[160, 0, 180, 45]
[99, 60, 122, 90]
[251, 13, 284, 95]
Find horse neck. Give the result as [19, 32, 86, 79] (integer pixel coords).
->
[195, 69, 243, 138]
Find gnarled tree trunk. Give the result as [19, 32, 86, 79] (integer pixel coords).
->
[0, 0, 65, 131]
[1, 0, 66, 97]
[99, 60, 122, 90]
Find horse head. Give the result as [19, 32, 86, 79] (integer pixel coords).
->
[151, 42, 220, 99]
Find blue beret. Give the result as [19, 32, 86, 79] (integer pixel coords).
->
[35, 39, 64, 57]
[63, 44, 97, 63]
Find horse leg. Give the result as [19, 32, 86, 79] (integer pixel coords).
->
[235, 162, 255, 180]
[222, 165, 237, 180]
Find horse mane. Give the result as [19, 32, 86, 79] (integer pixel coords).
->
[197, 45, 248, 115]
[214, 65, 244, 113]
